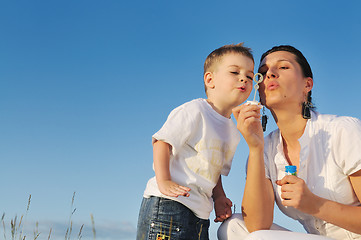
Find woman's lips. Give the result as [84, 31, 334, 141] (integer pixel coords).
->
[267, 81, 279, 90]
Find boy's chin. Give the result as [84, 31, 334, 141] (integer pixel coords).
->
[234, 98, 248, 106]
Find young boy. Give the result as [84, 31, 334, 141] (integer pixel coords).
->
[136, 43, 255, 240]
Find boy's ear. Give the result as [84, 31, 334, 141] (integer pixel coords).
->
[204, 72, 215, 89]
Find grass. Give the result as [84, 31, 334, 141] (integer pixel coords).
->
[1, 192, 96, 240]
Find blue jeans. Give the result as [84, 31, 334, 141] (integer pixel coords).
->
[136, 196, 210, 240]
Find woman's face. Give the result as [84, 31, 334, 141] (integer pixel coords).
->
[258, 51, 312, 110]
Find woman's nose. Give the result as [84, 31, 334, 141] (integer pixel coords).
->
[266, 68, 277, 79]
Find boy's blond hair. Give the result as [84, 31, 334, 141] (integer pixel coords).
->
[203, 43, 254, 95]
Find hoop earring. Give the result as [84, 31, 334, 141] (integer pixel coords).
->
[262, 107, 268, 132]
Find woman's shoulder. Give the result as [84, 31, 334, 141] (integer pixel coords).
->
[311, 112, 361, 139]
[313, 111, 361, 129]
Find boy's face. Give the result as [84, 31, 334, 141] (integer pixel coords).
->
[207, 53, 254, 108]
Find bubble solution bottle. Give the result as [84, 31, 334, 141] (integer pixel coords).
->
[285, 165, 297, 176]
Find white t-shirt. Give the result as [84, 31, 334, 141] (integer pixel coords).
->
[264, 111, 361, 239]
[143, 98, 240, 219]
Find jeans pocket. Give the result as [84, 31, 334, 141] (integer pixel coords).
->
[196, 219, 210, 240]
[149, 220, 183, 240]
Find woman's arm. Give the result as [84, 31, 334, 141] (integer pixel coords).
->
[277, 169, 361, 234]
[153, 140, 191, 197]
[232, 104, 275, 232]
[242, 147, 275, 232]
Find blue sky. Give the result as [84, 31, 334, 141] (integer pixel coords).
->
[1, 1, 361, 239]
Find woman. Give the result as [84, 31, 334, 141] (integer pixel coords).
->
[218, 45, 361, 239]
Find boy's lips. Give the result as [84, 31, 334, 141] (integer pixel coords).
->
[237, 86, 246, 92]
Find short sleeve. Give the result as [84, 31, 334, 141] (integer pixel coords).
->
[264, 152, 271, 179]
[333, 117, 361, 176]
[152, 105, 195, 156]
[262, 133, 274, 180]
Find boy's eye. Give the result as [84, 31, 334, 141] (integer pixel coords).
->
[247, 76, 253, 80]
[230, 71, 239, 74]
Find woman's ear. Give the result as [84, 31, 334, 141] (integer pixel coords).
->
[305, 77, 313, 93]
[204, 72, 215, 89]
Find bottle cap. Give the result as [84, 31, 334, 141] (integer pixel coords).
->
[285, 165, 297, 174]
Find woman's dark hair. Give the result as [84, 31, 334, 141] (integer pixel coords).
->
[260, 45, 313, 79]
[260, 45, 314, 108]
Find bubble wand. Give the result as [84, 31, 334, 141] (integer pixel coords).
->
[247, 73, 264, 105]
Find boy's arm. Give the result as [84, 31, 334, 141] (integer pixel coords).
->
[153, 140, 191, 197]
[212, 176, 232, 222]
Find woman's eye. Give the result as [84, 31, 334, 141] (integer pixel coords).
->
[280, 66, 289, 69]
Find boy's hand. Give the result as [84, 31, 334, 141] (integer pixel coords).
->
[158, 180, 191, 198]
[214, 195, 233, 222]
[153, 140, 190, 198]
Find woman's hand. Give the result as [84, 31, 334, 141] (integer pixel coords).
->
[232, 104, 264, 149]
[277, 173, 361, 234]
[276, 175, 321, 215]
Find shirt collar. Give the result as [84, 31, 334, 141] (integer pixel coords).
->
[274, 111, 316, 170]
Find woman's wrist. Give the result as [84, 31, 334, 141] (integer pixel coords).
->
[248, 145, 264, 154]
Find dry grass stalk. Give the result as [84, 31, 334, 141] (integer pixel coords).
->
[19, 194, 32, 240]
[33, 221, 39, 239]
[2, 213, 7, 240]
[3, 193, 94, 240]
[11, 215, 17, 240]
[65, 192, 77, 240]
[90, 214, 96, 240]
[77, 224, 84, 240]
[47, 228, 52, 240]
